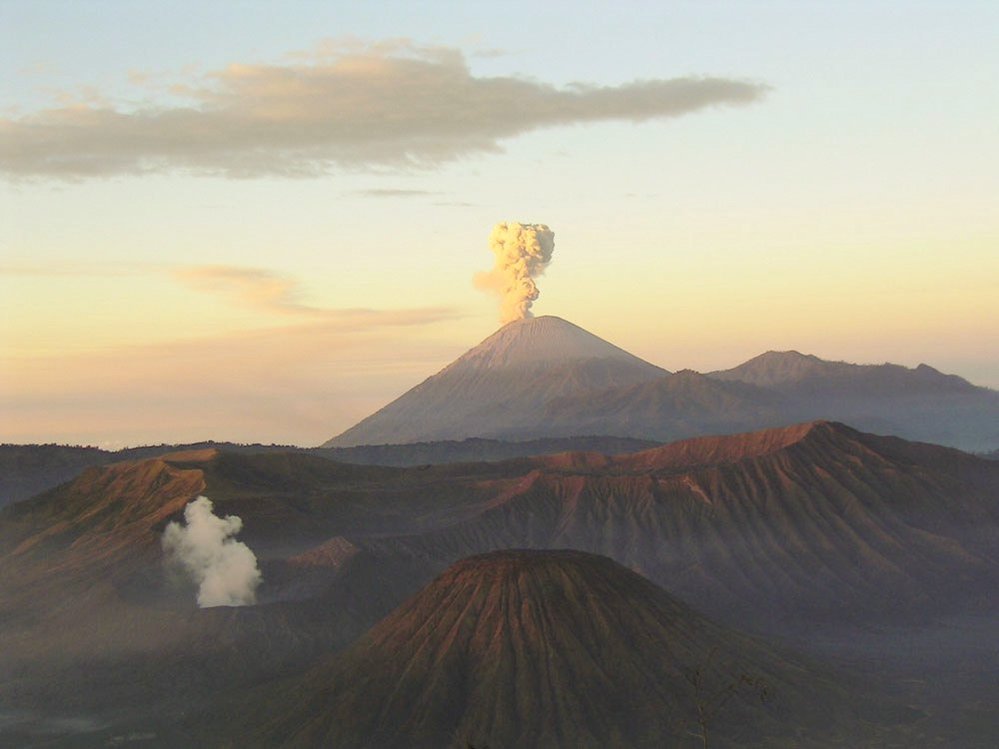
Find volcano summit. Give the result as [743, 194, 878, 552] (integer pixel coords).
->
[234, 550, 890, 749]
[326, 316, 999, 451]
[326, 316, 667, 447]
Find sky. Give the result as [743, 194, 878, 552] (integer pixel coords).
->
[1, 1, 997, 447]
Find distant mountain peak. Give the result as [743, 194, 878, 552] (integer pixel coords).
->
[712, 349, 982, 398]
[760, 349, 815, 360]
[709, 350, 831, 387]
[323, 316, 995, 451]
[324, 316, 667, 447]
[447, 315, 653, 371]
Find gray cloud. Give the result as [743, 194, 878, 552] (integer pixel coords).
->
[0, 40, 769, 180]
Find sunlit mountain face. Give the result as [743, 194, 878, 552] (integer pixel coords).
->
[328, 315, 999, 451]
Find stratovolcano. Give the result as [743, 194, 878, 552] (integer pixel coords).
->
[325, 316, 999, 451]
[326, 316, 667, 446]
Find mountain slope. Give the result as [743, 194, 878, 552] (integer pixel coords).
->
[358, 421, 999, 630]
[530, 351, 998, 449]
[325, 316, 668, 446]
[0, 436, 662, 510]
[541, 369, 784, 440]
[0, 450, 453, 736]
[238, 550, 895, 749]
[707, 351, 999, 450]
[325, 320, 997, 451]
[6, 423, 997, 636]
[2, 423, 997, 744]
[711, 350, 980, 393]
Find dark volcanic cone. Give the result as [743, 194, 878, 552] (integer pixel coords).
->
[244, 550, 895, 749]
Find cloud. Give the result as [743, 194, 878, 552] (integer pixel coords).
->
[0, 39, 769, 180]
[173, 264, 460, 324]
[174, 265, 314, 316]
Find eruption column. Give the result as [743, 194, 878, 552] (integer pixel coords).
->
[475, 222, 555, 323]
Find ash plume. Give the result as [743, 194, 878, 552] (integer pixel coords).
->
[162, 496, 261, 607]
[475, 222, 555, 323]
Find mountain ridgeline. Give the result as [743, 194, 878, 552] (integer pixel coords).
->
[7, 316, 992, 510]
[1, 422, 997, 745]
[0, 435, 660, 509]
[326, 315, 999, 452]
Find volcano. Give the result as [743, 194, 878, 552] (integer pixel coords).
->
[2, 424, 996, 744]
[236, 550, 892, 749]
[325, 316, 668, 447]
[325, 318, 999, 451]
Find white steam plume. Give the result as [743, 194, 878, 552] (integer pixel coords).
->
[475, 222, 555, 323]
[162, 496, 262, 607]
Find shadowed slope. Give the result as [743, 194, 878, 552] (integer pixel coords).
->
[242, 550, 897, 749]
[541, 369, 783, 440]
[5, 422, 998, 626]
[710, 351, 979, 392]
[0, 451, 465, 725]
[708, 352, 999, 451]
[0, 436, 662, 510]
[5, 422, 997, 636]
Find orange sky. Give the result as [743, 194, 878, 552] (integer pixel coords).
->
[2, 4, 997, 446]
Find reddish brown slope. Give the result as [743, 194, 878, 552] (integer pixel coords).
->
[0, 450, 471, 724]
[613, 418, 819, 470]
[240, 550, 895, 749]
[0, 450, 211, 601]
[360, 422, 999, 629]
[4, 421, 996, 635]
[1, 422, 996, 741]
[0, 446, 514, 652]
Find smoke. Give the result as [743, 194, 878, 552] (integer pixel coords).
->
[162, 496, 262, 607]
[475, 222, 555, 323]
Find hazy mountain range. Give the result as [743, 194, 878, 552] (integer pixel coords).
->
[6, 315, 995, 511]
[0, 436, 659, 509]
[327, 316, 999, 452]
